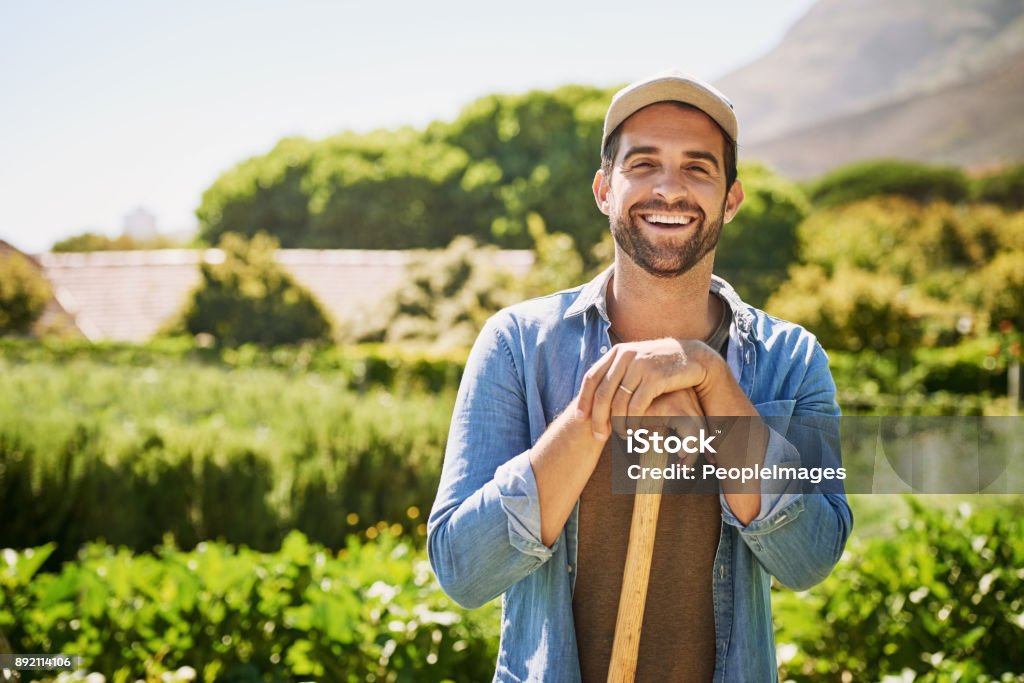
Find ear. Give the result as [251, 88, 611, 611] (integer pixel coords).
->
[593, 169, 611, 216]
[723, 179, 744, 224]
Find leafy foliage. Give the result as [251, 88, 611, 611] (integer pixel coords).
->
[807, 159, 970, 209]
[767, 198, 1024, 350]
[1, 532, 500, 681]
[348, 235, 522, 347]
[0, 336, 468, 392]
[0, 353, 453, 565]
[435, 85, 614, 257]
[776, 498, 1024, 682]
[970, 251, 1024, 330]
[348, 215, 587, 347]
[973, 162, 1024, 210]
[715, 161, 811, 306]
[170, 233, 332, 347]
[517, 212, 586, 299]
[51, 232, 180, 252]
[768, 264, 921, 352]
[196, 137, 317, 248]
[0, 251, 51, 336]
[196, 86, 617, 258]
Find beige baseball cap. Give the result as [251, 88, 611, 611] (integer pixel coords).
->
[602, 70, 738, 155]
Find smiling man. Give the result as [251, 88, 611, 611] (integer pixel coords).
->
[428, 71, 852, 682]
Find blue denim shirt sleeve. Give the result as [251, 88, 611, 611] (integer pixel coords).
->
[427, 314, 557, 609]
[720, 338, 853, 591]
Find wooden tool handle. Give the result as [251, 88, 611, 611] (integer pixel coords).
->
[607, 449, 668, 683]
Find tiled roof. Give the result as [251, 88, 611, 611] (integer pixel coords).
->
[37, 248, 534, 342]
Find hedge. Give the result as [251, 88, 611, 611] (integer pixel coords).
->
[0, 338, 469, 394]
[4, 499, 1023, 682]
[0, 357, 454, 568]
[0, 532, 500, 682]
[775, 498, 1024, 682]
[807, 159, 970, 209]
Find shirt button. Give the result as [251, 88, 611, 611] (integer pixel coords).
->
[567, 564, 573, 573]
[599, 346, 608, 354]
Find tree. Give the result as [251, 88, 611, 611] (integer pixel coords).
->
[970, 251, 1024, 331]
[195, 85, 618, 258]
[303, 130, 473, 249]
[349, 236, 520, 348]
[196, 137, 317, 248]
[766, 264, 922, 352]
[714, 161, 810, 306]
[0, 251, 52, 336]
[518, 213, 585, 299]
[51, 231, 178, 252]
[769, 197, 1024, 349]
[973, 162, 1024, 210]
[437, 85, 616, 258]
[807, 159, 969, 209]
[170, 233, 332, 347]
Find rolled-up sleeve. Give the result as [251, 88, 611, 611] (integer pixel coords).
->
[428, 314, 556, 609]
[720, 339, 853, 591]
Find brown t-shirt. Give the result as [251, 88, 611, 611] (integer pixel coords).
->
[572, 297, 731, 682]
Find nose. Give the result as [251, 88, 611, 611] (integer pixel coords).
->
[653, 168, 689, 204]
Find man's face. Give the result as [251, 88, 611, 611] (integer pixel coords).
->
[594, 102, 744, 278]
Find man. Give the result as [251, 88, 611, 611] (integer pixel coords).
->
[428, 70, 852, 682]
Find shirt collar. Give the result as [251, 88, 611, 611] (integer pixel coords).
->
[563, 265, 614, 321]
[563, 264, 754, 334]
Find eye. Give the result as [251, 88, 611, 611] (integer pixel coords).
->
[687, 165, 709, 174]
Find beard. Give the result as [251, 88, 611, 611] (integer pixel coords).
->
[610, 198, 726, 279]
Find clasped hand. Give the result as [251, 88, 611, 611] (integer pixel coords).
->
[575, 338, 718, 442]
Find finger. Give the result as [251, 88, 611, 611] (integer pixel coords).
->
[612, 358, 643, 428]
[576, 347, 616, 417]
[626, 379, 659, 420]
[591, 349, 634, 439]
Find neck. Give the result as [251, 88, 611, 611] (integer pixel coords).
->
[607, 252, 720, 342]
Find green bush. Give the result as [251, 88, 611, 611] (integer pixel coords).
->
[348, 236, 521, 348]
[51, 232, 180, 252]
[715, 161, 811, 306]
[973, 163, 1024, 210]
[0, 338, 469, 393]
[197, 137, 317, 248]
[827, 340, 1008, 415]
[766, 264, 922, 352]
[169, 233, 333, 347]
[196, 86, 617, 258]
[0, 532, 500, 682]
[970, 251, 1024, 331]
[775, 498, 1024, 682]
[808, 159, 970, 209]
[0, 250, 51, 336]
[0, 356, 454, 566]
[770, 197, 1024, 350]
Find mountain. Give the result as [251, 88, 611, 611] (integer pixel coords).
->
[715, 0, 1024, 177]
[745, 53, 1024, 178]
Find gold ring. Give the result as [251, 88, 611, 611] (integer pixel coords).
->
[617, 384, 636, 395]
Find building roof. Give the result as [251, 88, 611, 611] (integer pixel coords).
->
[37, 248, 534, 342]
[0, 239, 78, 337]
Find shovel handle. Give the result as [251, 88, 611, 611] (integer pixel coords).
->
[607, 449, 667, 683]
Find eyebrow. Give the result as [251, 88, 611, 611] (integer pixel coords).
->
[621, 146, 721, 170]
[683, 150, 721, 170]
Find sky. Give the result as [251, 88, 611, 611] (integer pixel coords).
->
[0, 0, 818, 254]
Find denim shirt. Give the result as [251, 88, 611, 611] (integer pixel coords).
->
[428, 268, 853, 682]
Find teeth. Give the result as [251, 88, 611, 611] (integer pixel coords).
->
[644, 214, 693, 225]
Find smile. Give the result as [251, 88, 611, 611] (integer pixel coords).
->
[638, 214, 696, 228]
